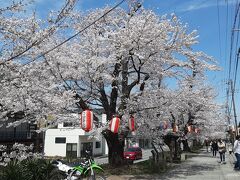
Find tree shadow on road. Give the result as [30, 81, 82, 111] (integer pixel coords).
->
[127, 151, 218, 180]
[161, 163, 217, 179]
[127, 163, 217, 180]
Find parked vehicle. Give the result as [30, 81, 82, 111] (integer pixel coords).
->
[52, 151, 105, 180]
[123, 147, 142, 160]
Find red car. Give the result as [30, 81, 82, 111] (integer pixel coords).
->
[123, 147, 142, 160]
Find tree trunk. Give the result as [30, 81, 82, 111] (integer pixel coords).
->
[102, 130, 125, 166]
[182, 139, 191, 152]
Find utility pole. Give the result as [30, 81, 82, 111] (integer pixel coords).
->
[230, 80, 238, 136]
[225, 83, 231, 141]
[226, 83, 230, 125]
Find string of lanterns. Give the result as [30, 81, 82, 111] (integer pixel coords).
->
[80, 110, 201, 134]
[80, 110, 136, 134]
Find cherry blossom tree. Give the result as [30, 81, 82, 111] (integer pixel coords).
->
[0, 1, 222, 165]
[0, 0, 78, 125]
[33, 6, 219, 164]
[127, 75, 222, 152]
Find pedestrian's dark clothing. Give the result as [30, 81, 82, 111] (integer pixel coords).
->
[211, 141, 218, 157]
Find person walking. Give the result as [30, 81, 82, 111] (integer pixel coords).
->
[211, 140, 218, 157]
[228, 141, 233, 154]
[210, 140, 213, 152]
[218, 139, 226, 164]
[205, 139, 209, 152]
[233, 135, 240, 170]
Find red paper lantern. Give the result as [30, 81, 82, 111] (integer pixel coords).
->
[129, 115, 135, 131]
[80, 110, 93, 132]
[110, 116, 120, 133]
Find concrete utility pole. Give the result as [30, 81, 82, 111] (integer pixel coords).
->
[226, 85, 230, 125]
[230, 80, 238, 136]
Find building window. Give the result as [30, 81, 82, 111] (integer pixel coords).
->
[63, 122, 73, 127]
[95, 141, 101, 148]
[66, 143, 77, 158]
[55, 137, 66, 143]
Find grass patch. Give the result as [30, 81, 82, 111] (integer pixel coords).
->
[101, 160, 169, 176]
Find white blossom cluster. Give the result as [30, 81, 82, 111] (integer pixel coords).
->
[0, 143, 43, 166]
[0, 0, 78, 127]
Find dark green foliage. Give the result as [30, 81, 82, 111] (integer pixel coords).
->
[0, 159, 65, 180]
[0, 160, 26, 180]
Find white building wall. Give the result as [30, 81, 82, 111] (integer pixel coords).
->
[93, 139, 103, 155]
[44, 127, 105, 157]
[44, 128, 85, 157]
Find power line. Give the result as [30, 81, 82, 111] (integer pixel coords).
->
[234, 48, 240, 85]
[233, 33, 240, 91]
[217, 0, 225, 94]
[224, 0, 229, 72]
[227, 1, 240, 116]
[232, 1, 240, 90]
[1, 0, 126, 65]
[217, 0, 222, 63]
[36, 0, 126, 60]
[225, 0, 230, 125]
[228, 1, 240, 80]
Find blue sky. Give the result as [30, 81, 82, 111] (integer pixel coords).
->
[31, 0, 239, 122]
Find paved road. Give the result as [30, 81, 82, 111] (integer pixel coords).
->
[106, 149, 240, 180]
[158, 150, 240, 180]
[94, 149, 152, 165]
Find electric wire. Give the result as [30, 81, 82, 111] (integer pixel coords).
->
[217, 0, 222, 65]
[228, 2, 240, 81]
[217, 0, 225, 95]
[233, 23, 240, 91]
[35, 0, 126, 60]
[232, 1, 240, 90]
[1, 0, 126, 65]
[233, 49, 240, 91]
[224, 0, 229, 72]
[228, 1, 240, 124]
[225, 0, 230, 123]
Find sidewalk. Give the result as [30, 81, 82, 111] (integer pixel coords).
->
[106, 149, 240, 180]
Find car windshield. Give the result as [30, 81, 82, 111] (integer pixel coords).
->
[127, 148, 138, 152]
